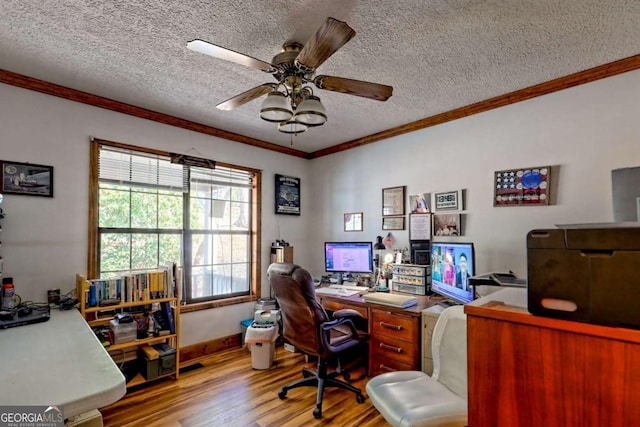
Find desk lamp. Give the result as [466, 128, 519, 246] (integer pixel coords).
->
[374, 236, 386, 289]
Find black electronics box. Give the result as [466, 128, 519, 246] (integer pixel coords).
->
[410, 240, 430, 265]
[527, 226, 640, 328]
[139, 343, 177, 380]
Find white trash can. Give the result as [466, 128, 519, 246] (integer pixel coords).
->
[245, 323, 278, 369]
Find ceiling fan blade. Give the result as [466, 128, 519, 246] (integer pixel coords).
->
[295, 17, 356, 72]
[216, 83, 276, 111]
[314, 75, 393, 101]
[187, 39, 277, 73]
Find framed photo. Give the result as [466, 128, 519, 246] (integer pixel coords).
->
[434, 190, 463, 211]
[382, 216, 405, 230]
[382, 186, 405, 216]
[275, 174, 300, 215]
[494, 166, 551, 206]
[433, 213, 462, 236]
[0, 161, 53, 197]
[344, 212, 363, 232]
[409, 193, 430, 213]
[409, 213, 431, 240]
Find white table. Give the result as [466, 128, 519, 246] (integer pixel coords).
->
[0, 308, 126, 418]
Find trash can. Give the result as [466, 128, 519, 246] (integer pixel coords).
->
[240, 318, 253, 350]
[245, 322, 278, 369]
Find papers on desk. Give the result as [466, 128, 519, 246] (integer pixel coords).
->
[362, 292, 418, 308]
[315, 287, 363, 297]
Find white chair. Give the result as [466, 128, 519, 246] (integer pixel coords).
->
[366, 305, 468, 427]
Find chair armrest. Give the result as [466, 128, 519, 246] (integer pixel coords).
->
[333, 308, 363, 319]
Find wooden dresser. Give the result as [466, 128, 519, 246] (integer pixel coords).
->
[465, 288, 640, 427]
[318, 292, 436, 377]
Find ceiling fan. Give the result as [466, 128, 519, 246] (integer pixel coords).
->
[187, 17, 393, 134]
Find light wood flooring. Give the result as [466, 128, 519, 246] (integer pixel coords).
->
[100, 346, 389, 426]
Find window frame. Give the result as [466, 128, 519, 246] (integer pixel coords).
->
[88, 138, 262, 311]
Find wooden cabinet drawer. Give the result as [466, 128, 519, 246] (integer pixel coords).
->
[370, 356, 414, 377]
[372, 309, 416, 341]
[371, 334, 416, 366]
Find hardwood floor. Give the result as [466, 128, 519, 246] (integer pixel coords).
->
[100, 346, 390, 426]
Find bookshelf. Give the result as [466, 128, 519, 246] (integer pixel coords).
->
[75, 269, 180, 388]
[270, 246, 293, 264]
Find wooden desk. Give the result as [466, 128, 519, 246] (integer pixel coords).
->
[318, 292, 437, 377]
[464, 288, 640, 427]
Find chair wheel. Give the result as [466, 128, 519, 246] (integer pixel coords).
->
[356, 393, 365, 404]
[313, 407, 322, 418]
[278, 390, 287, 399]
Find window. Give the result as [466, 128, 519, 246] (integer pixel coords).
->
[88, 139, 262, 306]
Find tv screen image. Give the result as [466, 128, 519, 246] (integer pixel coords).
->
[431, 242, 475, 304]
[324, 242, 374, 275]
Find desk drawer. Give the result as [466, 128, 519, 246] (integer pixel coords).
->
[371, 309, 416, 341]
[371, 335, 415, 366]
[371, 356, 414, 377]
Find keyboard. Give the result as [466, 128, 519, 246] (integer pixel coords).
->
[328, 284, 368, 292]
[315, 287, 362, 297]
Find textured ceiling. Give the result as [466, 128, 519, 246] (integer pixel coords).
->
[1, 0, 639, 154]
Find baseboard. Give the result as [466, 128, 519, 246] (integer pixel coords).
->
[180, 333, 242, 365]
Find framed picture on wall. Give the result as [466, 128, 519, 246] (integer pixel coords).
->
[409, 213, 431, 240]
[433, 213, 462, 236]
[494, 166, 551, 206]
[0, 160, 54, 197]
[382, 216, 405, 230]
[344, 212, 363, 232]
[275, 174, 300, 215]
[382, 186, 406, 216]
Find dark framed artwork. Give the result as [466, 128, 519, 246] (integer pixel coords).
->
[275, 174, 300, 215]
[0, 161, 53, 197]
[382, 186, 405, 216]
[494, 166, 551, 206]
[382, 216, 405, 230]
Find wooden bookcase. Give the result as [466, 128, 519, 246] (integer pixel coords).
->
[270, 246, 294, 264]
[75, 273, 180, 388]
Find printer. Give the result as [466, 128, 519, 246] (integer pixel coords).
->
[527, 225, 640, 328]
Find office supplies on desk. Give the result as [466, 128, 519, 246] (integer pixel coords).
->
[362, 292, 418, 308]
[0, 304, 50, 329]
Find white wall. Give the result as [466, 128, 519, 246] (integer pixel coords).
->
[2, 68, 639, 347]
[0, 83, 311, 346]
[307, 69, 640, 280]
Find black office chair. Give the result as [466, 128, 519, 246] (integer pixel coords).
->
[267, 263, 368, 418]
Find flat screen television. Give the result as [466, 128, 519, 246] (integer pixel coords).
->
[324, 242, 374, 279]
[430, 242, 475, 304]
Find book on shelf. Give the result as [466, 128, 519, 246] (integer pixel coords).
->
[82, 263, 177, 308]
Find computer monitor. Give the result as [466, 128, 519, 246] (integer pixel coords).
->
[430, 242, 475, 304]
[324, 242, 374, 281]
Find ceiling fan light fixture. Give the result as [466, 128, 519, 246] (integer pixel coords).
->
[294, 95, 327, 126]
[260, 92, 293, 123]
[278, 119, 308, 134]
